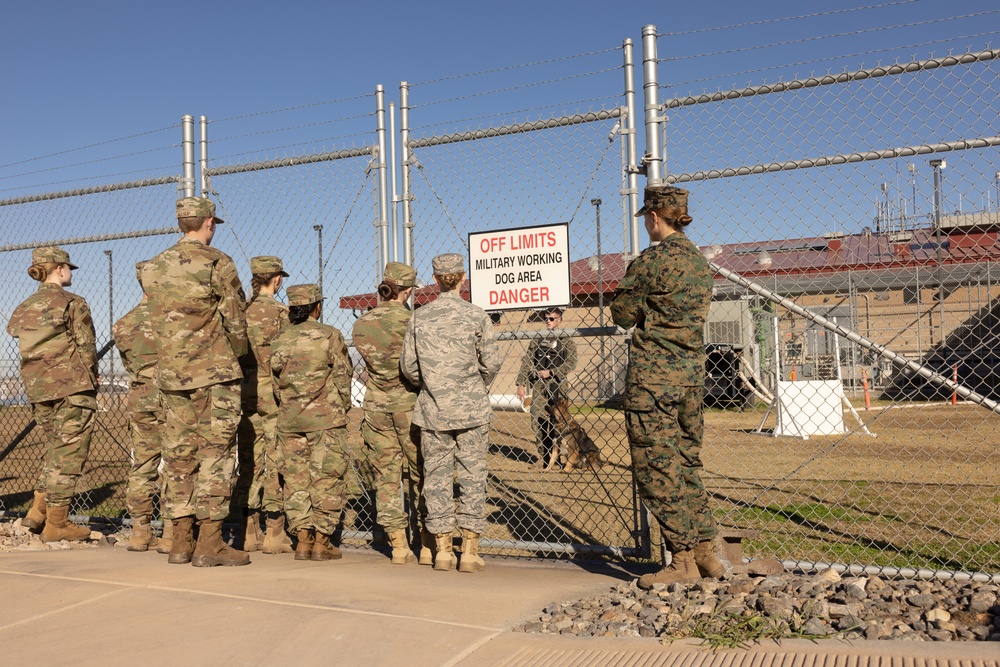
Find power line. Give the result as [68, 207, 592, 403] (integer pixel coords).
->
[212, 93, 374, 124]
[0, 125, 175, 171]
[411, 47, 620, 87]
[0, 145, 179, 182]
[412, 67, 619, 109]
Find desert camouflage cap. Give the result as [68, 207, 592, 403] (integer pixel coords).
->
[635, 185, 690, 217]
[31, 246, 78, 270]
[176, 197, 225, 224]
[432, 253, 464, 275]
[383, 261, 416, 287]
[250, 255, 289, 277]
[286, 283, 324, 307]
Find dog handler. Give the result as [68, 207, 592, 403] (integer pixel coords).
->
[611, 185, 727, 589]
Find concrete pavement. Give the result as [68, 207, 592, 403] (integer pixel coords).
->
[0, 546, 996, 666]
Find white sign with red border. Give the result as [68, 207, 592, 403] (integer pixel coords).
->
[468, 223, 571, 312]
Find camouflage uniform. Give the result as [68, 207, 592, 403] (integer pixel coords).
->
[113, 294, 164, 520]
[352, 266, 423, 535]
[234, 257, 290, 516]
[270, 285, 352, 536]
[143, 205, 247, 522]
[516, 334, 578, 462]
[6, 247, 97, 508]
[610, 189, 716, 554]
[400, 255, 501, 535]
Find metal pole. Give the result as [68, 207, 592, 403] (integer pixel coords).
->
[641, 25, 663, 186]
[389, 102, 399, 263]
[622, 38, 641, 256]
[930, 159, 947, 345]
[591, 198, 605, 398]
[908, 163, 916, 230]
[199, 116, 209, 197]
[375, 85, 390, 275]
[313, 225, 324, 322]
[399, 82, 414, 266]
[181, 115, 196, 198]
[104, 249, 113, 378]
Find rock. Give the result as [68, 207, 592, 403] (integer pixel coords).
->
[925, 608, 951, 623]
[907, 594, 937, 609]
[758, 597, 796, 620]
[802, 618, 830, 636]
[969, 592, 996, 614]
[745, 558, 785, 576]
[815, 568, 842, 584]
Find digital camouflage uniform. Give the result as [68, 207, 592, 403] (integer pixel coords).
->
[353, 286, 423, 535]
[143, 226, 247, 522]
[516, 333, 577, 462]
[235, 268, 289, 515]
[6, 248, 98, 508]
[400, 256, 501, 536]
[610, 223, 716, 554]
[113, 294, 164, 520]
[270, 285, 353, 536]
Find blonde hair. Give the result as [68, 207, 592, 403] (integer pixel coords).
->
[27, 262, 59, 282]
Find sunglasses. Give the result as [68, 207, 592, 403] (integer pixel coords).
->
[546, 316, 560, 322]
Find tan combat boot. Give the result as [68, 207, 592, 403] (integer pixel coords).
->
[294, 529, 315, 561]
[637, 549, 701, 589]
[127, 516, 157, 552]
[312, 532, 342, 561]
[693, 540, 728, 578]
[243, 510, 263, 552]
[261, 512, 293, 554]
[433, 533, 456, 571]
[457, 530, 485, 573]
[167, 517, 195, 564]
[156, 527, 173, 555]
[418, 529, 435, 566]
[40, 505, 91, 543]
[191, 519, 251, 567]
[23, 490, 47, 533]
[388, 529, 416, 565]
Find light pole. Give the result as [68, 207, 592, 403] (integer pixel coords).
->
[908, 163, 917, 229]
[995, 172, 1000, 213]
[103, 249, 114, 379]
[929, 159, 946, 346]
[313, 225, 324, 322]
[591, 197, 606, 399]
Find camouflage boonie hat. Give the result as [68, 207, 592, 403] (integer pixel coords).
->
[135, 260, 148, 286]
[250, 256, 289, 277]
[31, 246, 78, 270]
[432, 253, 464, 275]
[383, 262, 416, 287]
[176, 197, 225, 224]
[286, 283, 324, 307]
[634, 186, 689, 217]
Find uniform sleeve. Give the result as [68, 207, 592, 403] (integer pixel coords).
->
[515, 340, 535, 386]
[399, 315, 420, 387]
[555, 338, 578, 381]
[611, 255, 648, 329]
[69, 297, 98, 385]
[477, 313, 501, 387]
[214, 258, 248, 358]
[112, 315, 134, 376]
[328, 330, 352, 411]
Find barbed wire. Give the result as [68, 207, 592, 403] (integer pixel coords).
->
[0, 142, 178, 182]
[211, 113, 375, 145]
[0, 164, 177, 195]
[409, 95, 622, 135]
[0, 125, 176, 172]
[661, 10, 999, 62]
[211, 92, 374, 124]
[206, 131, 375, 165]
[411, 67, 620, 110]
[659, 0, 918, 37]
[411, 47, 621, 87]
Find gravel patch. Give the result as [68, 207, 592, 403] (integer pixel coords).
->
[0, 518, 122, 551]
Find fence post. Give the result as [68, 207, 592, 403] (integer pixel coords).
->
[641, 24, 663, 187]
[399, 82, 414, 267]
[375, 85, 390, 277]
[389, 102, 399, 263]
[623, 37, 641, 256]
[199, 115, 209, 197]
[181, 115, 196, 197]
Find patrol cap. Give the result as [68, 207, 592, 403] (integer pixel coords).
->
[135, 260, 148, 286]
[31, 246, 78, 270]
[250, 256, 289, 277]
[176, 197, 225, 224]
[431, 253, 464, 275]
[383, 262, 416, 288]
[286, 283, 324, 307]
[634, 185, 689, 217]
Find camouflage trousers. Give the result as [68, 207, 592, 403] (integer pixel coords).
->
[233, 409, 284, 513]
[280, 426, 350, 535]
[421, 424, 489, 535]
[30, 391, 96, 507]
[625, 384, 717, 553]
[125, 383, 164, 519]
[361, 409, 425, 533]
[159, 381, 241, 521]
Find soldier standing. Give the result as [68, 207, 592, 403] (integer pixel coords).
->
[515, 307, 578, 468]
[400, 253, 500, 573]
[270, 284, 352, 562]
[352, 262, 427, 565]
[610, 185, 727, 589]
[114, 261, 167, 552]
[143, 197, 250, 567]
[7, 246, 97, 542]
[233, 256, 293, 554]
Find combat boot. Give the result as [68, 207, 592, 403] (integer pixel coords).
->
[418, 529, 435, 566]
[23, 490, 47, 533]
[312, 532, 342, 561]
[261, 512, 293, 554]
[693, 540, 728, 578]
[433, 532, 456, 571]
[294, 529, 315, 561]
[388, 529, 415, 565]
[457, 529, 485, 573]
[40, 505, 91, 543]
[191, 519, 251, 567]
[127, 516, 157, 552]
[637, 549, 701, 589]
[167, 517, 195, 564]
[156, 528, 173, 555]
[242, 510, 263, 552]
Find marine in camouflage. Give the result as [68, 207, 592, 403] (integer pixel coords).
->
[611, 221, 717, 553]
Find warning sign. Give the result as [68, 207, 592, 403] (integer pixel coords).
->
[468, 223, 571, 312]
